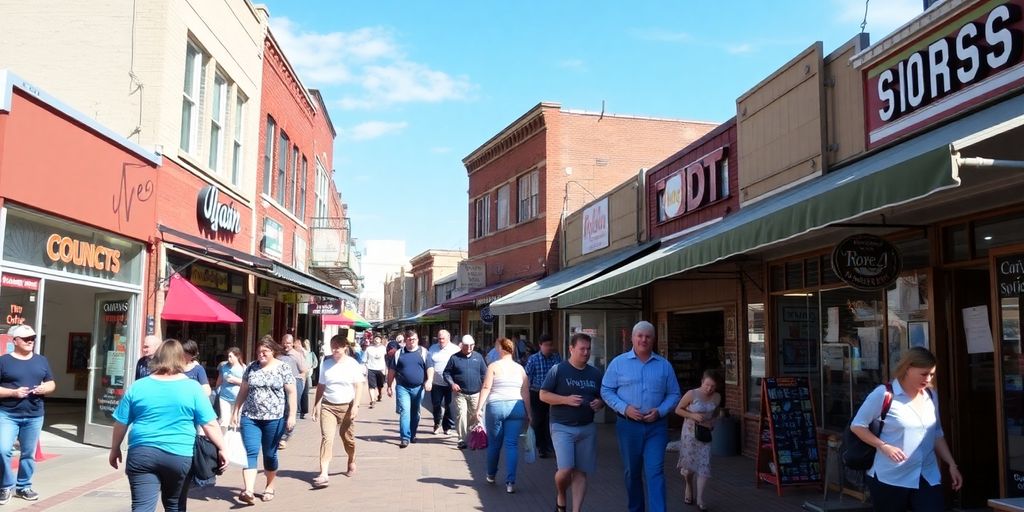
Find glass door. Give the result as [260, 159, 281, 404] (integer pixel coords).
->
[997, 255, 1024, 497]
[84, 292, 135, 446]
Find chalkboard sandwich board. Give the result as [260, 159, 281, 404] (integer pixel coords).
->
[755, 377, 823, 496]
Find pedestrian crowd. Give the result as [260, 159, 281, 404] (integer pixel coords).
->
[0, 319, 955, 512]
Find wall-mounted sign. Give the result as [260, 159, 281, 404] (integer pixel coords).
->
[311, 297, 341, 315]
[2, 208, 144, 285]
[864, 2, 1024, 148]
[582, 197, 609, 255]
[831, 234, 902, 290]
[197, 185, 241, 234]
[262, 218, 283, 260]
[0, 273, 39, 291]
[657, 146, 728, 221]
[190, 264, 230, 292]
[457, 261, 486, 290]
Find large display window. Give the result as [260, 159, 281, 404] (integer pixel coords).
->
[997, 253, 1024, 497]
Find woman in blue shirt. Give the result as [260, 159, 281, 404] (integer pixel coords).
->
[851, 347, 962, 511]
[110, 339, 226, 512]
[216, 347, 245, 427]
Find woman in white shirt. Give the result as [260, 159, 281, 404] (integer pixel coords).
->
[851, 347, 962, 511]
[476, 337, 533, 494]
[311, 334, 364, 488]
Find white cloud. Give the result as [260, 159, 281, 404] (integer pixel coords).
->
[345, 121, 409, 141]
[833, 0, 921, 37]
[632, 28, 692, 43]
[270, 18, 473, 110]
[558, 59, 588, 72]
[726, 43, 754, 55]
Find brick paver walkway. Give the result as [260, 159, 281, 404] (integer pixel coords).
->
[39, 393, 817, 511]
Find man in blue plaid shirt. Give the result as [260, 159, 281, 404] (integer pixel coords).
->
[524, 334, 562, 458]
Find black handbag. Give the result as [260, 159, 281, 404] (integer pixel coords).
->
[694, 424, 712, 443]
[841, 383, 893, 471]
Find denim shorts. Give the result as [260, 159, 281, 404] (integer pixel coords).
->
[550, 422, 597, 473]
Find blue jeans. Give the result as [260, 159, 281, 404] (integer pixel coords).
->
[616, 417, 669, 512]
[430, 384, 454, 432]
[240, 416, 285, 471]
[0, 413, 44, 490]
[485, 400, 526, 485]
[125, 445, 192, 512]
[396, 384, 423, 441]
[281, 379, 303, 440]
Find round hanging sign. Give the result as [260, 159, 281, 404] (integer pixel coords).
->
[831, 234, 902, 290]
[480, 306, 495, 324]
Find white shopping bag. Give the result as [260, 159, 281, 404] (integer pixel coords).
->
[224, 429, 247, 467]
[521, 426, 537, 464]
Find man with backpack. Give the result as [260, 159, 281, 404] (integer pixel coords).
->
[386, 329, 428, 448]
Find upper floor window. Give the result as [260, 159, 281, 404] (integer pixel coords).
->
[475, 195, 490, 238]
[314, 160, 329, 220]
[517, 170, 539, 222]
[180, 42, 203, 154]
[298, 155, 308, 220]
[231, 93, 245, 187]
[263, 116, 276, 195]
[289, 145, 299, 212]
[276, 130, 289, 205]
[496, 184, 510, 230]
[208, 73, 227, 172]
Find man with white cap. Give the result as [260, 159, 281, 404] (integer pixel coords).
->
[442, 335, 487, 449]
[0, 325, 55, 504]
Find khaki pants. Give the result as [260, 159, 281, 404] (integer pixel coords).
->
[319, 400, 356, 467]
[454, 391, 480, 444]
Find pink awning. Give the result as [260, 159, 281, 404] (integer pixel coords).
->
[161, 274, 242, 323]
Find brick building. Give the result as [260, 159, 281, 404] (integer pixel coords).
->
[453, 102, 716, 347]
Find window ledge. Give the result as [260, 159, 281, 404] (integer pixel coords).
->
[170, 152, 252, 206]
[260, 193, 308, 229]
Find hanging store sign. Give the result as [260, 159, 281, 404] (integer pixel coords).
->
[582, 198, 609, 255]
[311, 297, 341, 315]
[480, 306, 495, 324]
[831, 234, 902, 290]
[864, 1, 1024, 148]
[197, 185, 242, 234]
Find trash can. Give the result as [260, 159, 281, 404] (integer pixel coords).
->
[711, 411, 739, 456]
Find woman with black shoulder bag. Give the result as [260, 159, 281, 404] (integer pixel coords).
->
[674, 370, 722, 511]
[850, 347, 962, 512]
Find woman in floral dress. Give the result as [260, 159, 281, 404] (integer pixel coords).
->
[675, 370, 722, 511]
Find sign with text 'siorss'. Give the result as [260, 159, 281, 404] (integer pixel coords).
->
[864, 1, 1024, 149]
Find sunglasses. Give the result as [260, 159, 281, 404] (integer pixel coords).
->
[17, 336, 36, 342]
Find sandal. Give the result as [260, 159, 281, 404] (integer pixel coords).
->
[237, 491, 255, 505]
[262, 490, 276, 502]
[556, 505, 567, 512]
[312, 476, 329, 488]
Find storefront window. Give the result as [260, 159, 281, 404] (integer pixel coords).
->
[747, 303, 765, 413]
[997, 255, 1024, 496]
[819, 288, 884, 432]
[0, 273, 40, 352]
[776, 294, 821, 414]
[885, 273, 929, 378]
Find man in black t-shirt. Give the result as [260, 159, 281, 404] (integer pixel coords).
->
[133, 334, 160, 380]
[540, 333, 604, 512]
[0, 325, 55, 504]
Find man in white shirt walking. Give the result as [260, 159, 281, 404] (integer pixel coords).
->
[364, 335, 387, 408]
[425, 330, 460, 435]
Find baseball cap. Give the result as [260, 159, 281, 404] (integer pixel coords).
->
[461, 335, 475, 345]
[8, 324, 36, 339]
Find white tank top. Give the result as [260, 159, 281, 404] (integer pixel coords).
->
[489, 366, 524, 402]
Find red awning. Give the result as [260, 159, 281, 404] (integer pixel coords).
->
[440, 278, 529, 310]
[162, 274, 243, 323]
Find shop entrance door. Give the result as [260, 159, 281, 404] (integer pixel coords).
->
[84, 292, 135, 447]
[945, 269, 999, 507]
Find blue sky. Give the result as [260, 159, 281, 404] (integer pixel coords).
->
[261, 0, 924, 259]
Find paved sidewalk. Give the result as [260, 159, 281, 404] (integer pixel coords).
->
[25, 393, 820, 511]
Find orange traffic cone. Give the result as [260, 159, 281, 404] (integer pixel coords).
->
[10, 440, 58, 469]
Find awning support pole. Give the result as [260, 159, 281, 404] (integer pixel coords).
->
[956, 156, 1024, 169]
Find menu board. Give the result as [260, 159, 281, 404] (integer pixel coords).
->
[755, 377, 822, 496]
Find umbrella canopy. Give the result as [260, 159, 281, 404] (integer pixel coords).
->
[321, 310, 372, 330]
[162, 273, 243, 323]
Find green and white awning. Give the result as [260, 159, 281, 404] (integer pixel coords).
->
[558, 93, 1024, 308]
